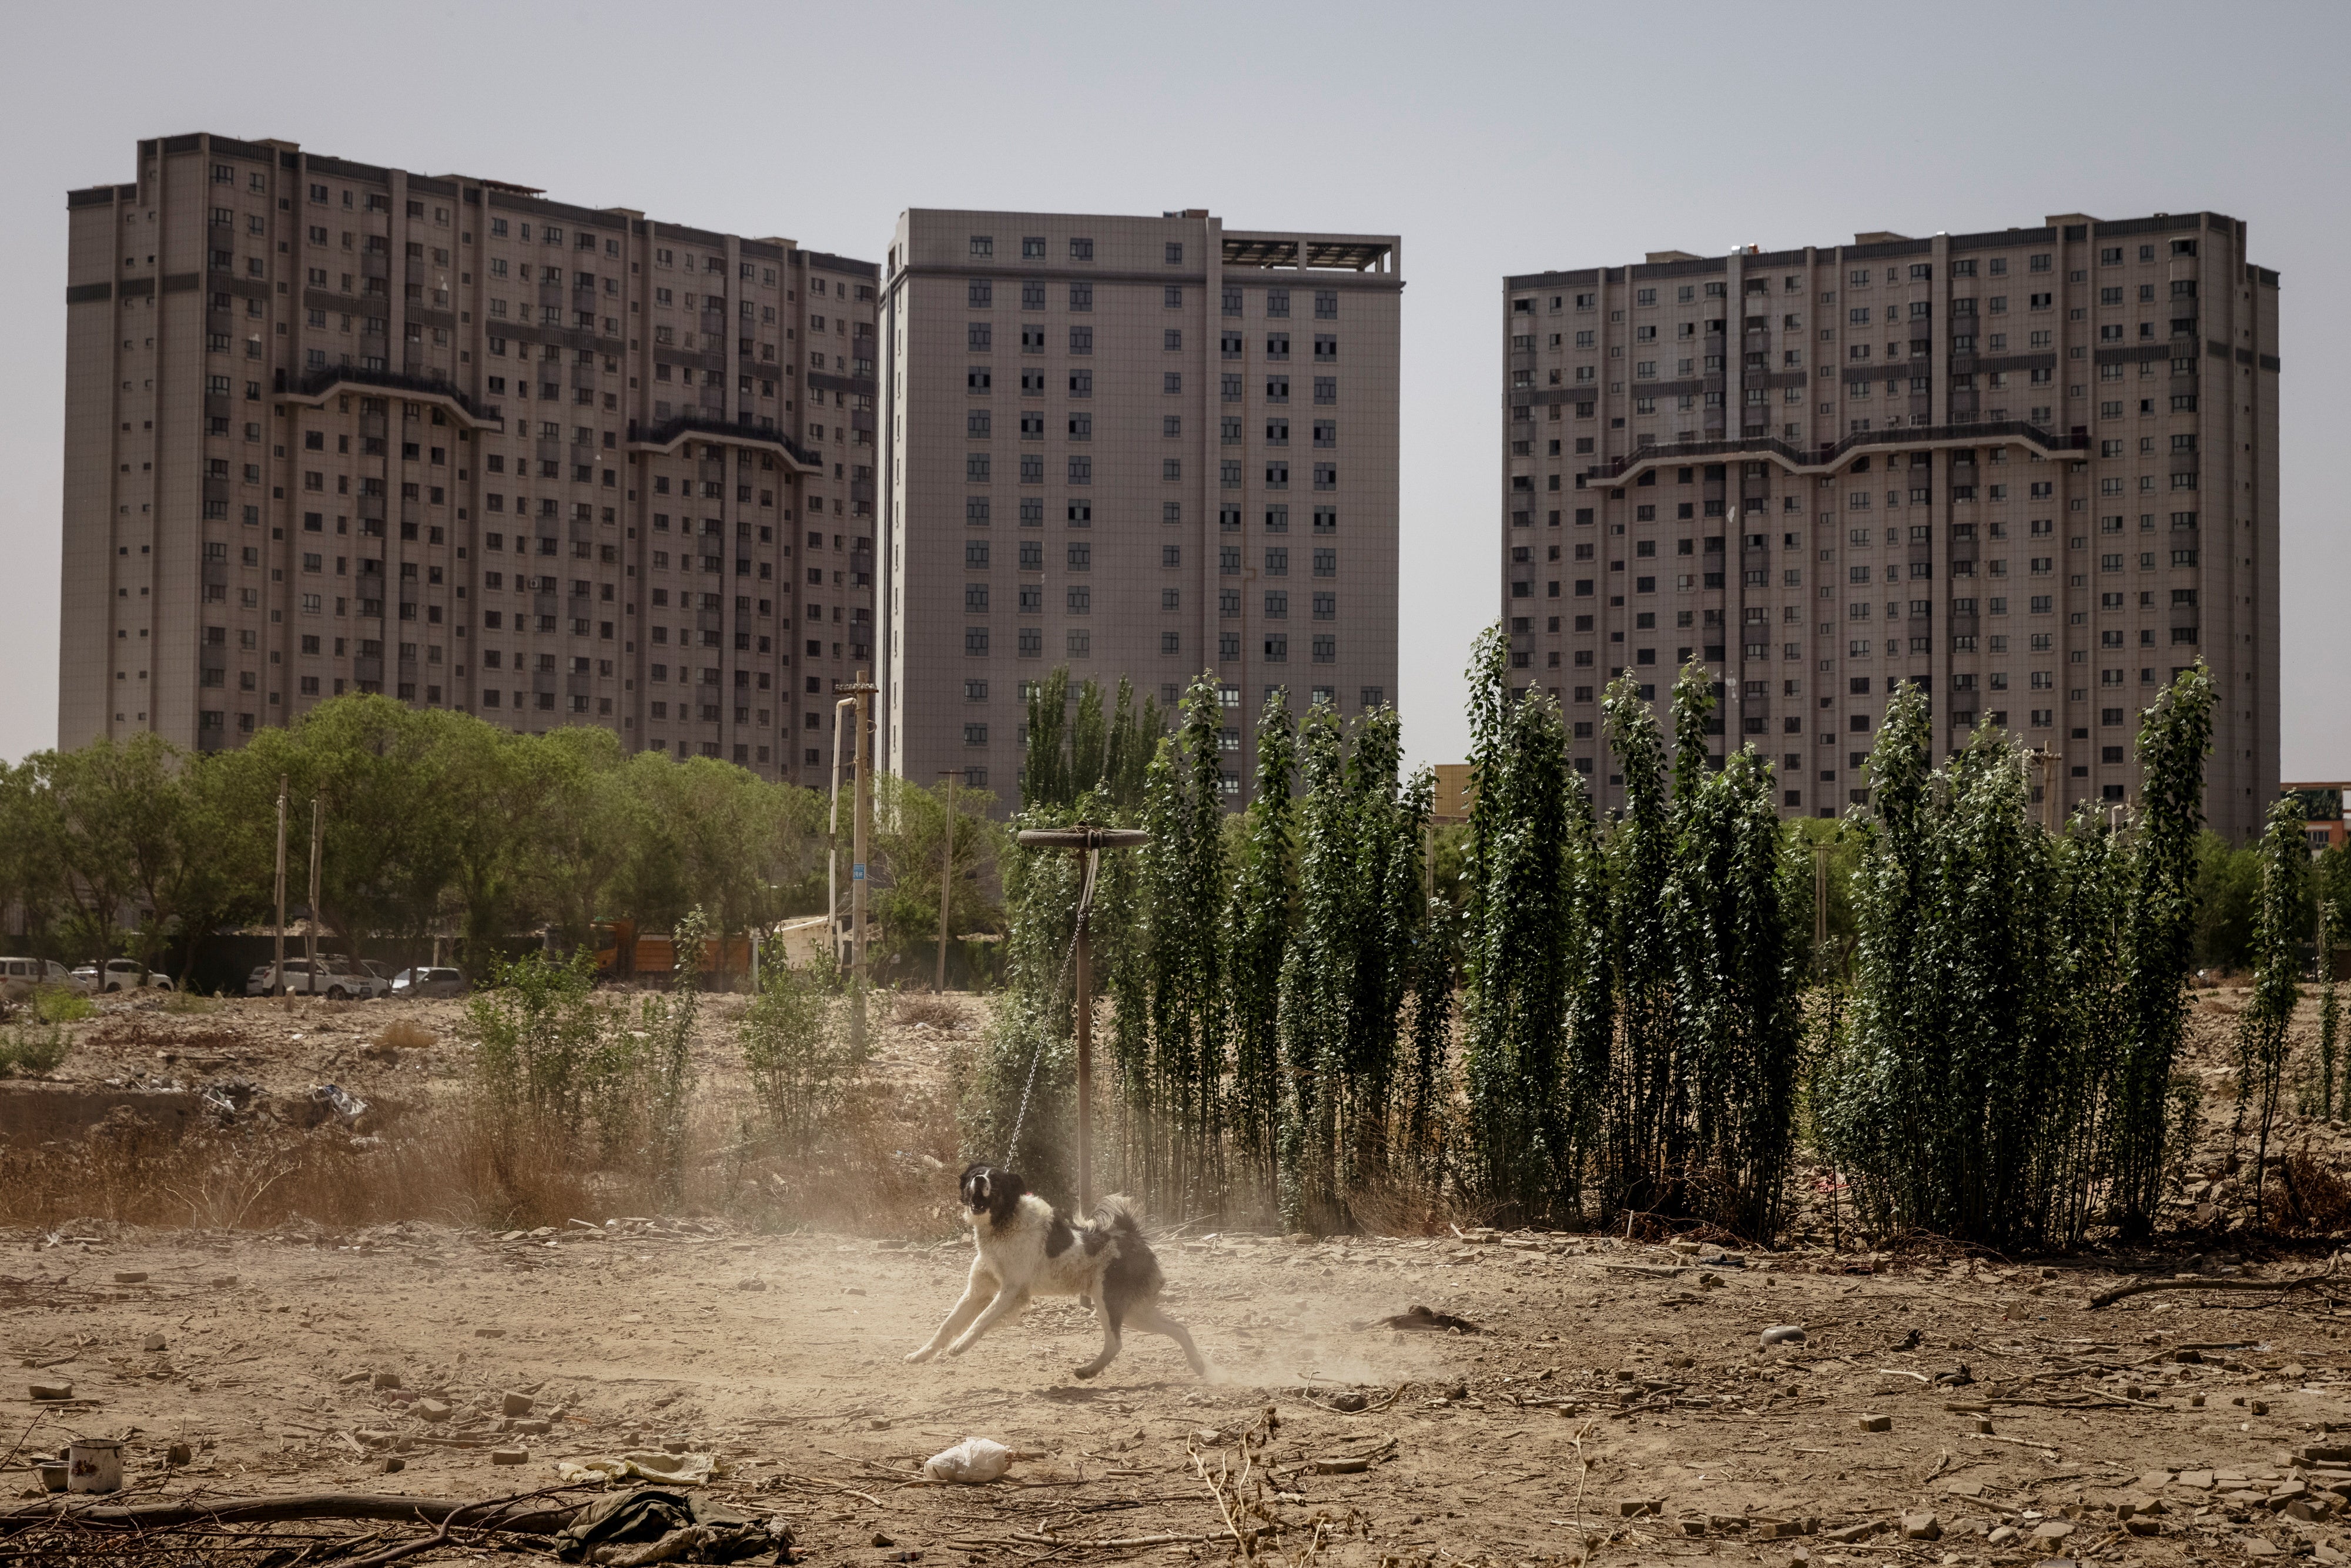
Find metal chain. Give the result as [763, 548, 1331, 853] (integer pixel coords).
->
[1004, 849, 1100, 1162]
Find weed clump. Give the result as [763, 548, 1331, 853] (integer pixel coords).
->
[32, 986, 94, 1024]
[0, 1024, 69, 1077]
[373, 1018, 437, 1057]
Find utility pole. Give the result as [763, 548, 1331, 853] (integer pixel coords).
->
[1014, 825, 1150, 1212]
[828, 693, 857, 969]
[306, 796, 322, 993]
[936, 768, 957, 993]
[1812, 837, 1832, 981]
[846, 669, 879, 1054]
[273, 778, 289, 1011]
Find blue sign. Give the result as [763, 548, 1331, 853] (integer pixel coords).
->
[853, 863, 867, 880]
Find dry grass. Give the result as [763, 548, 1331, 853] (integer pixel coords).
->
[0, 1031, 966, 1238]
[890, 990, 967, 1030]
[370, 1018, 437, 1057]
[2276, 1148, 2351, 1237]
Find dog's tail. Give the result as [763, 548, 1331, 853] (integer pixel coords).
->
[1094, 1193, 1147, 1237]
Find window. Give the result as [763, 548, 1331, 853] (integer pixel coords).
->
[1070, 237, 1094, 261]
[970, 234, 994, 257]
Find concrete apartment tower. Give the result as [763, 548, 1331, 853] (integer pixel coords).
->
[1499, 212, 2277, 842]
[879, 209, 1401, 807]
[59, 132, 876, 781]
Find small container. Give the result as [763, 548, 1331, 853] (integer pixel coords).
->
[68, 1438, 123, 1494]
[36, 1461, 68, 1493]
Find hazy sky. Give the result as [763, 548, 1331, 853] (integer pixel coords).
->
[3, 1, 2346, 786]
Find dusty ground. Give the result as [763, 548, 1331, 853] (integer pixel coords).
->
[13, 1210, 2351, 1563]
[8, 984, 2351, 1564]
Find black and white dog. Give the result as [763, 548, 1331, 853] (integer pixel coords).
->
[906, 1164, 1208, 1381]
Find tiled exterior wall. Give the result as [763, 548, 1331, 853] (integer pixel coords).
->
[1502, 213, 2278, 842]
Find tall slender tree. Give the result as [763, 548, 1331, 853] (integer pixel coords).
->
[1224, 689, 1295, 1190]
[2233, 795, 2311, 1228]
[1459, 627, 1576, 1223]
[2107, 665, 2217, 1235]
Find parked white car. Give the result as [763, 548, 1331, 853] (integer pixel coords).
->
[246, 958, 378, 999]
[0, 957, 92, 1002]
[389, 966, 469, 999]
[71, 959, 175, 993]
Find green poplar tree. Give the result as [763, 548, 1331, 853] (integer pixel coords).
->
[2233, 795, 2311, 1228]
[1224, 689, 1295, 1191]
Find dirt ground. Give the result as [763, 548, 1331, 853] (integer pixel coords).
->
[9, 986, 2351, 1564]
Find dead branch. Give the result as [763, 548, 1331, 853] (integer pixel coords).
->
[2086, 1263, 2338, 1310]
[0, 1489, 587, 1537]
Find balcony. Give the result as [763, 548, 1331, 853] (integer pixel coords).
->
[1588, 419, 2089, 490]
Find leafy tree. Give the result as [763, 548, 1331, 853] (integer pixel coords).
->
[2107, 665, 2215, 1234]
[1223, 689, 1295, 1188]
[1459, 627, 1576, 1224]
[868, 774, 1006, 980]
[2233, 797, 2310, 1228]
[1138, 675, 1229, 1210]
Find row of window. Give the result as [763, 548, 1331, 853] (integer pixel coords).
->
[959, 627, 1342, 662]
[968, 235, 1170, 264]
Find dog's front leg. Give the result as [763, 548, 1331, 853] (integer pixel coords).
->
[945, 1284, 1029, 1356]
[907, 1268, 994, 1363]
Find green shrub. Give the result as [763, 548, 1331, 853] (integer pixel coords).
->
[0, 1024, 70, 1077]
[742, 945, 855, 1156]
[32, 986, 93, 1024]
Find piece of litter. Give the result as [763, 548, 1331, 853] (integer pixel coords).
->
[923, 1436, 1014, 1483]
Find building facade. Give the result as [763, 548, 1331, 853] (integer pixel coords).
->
[879, 209, 1401, 805]
[1501, 212, 2278, 842]
[60, 132, 876, 781]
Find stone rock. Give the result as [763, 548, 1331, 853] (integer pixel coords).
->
[1760, 1325, 1807, 1347]
[165, 1442, 192, 1466]
[381, 1456, 404, 1475]
[501, 1391, 534, 1417]
[1823, 1522, 1880, 1544]
[738, 1278, 767, 1292]
[372, 1370, 401, 1389]
[337, 1369, 372, 1385]
[113, 1271, 149, 1284]
[1856, 1413, 1893, 1432]
[473, 1327, 505, 1339]
[1985, 1525, 2018, 1547]
[508, 1418, 551, 1436]
[488, 1447, 528, 1465]
[141, 1332, 166, 1352]
[2031, 1519, 2076, 1542]
[28, 1382, 73, 1402]
[1617, 1499, 1662, 1517]
[2125, 1517, 2162, 1536]
[417, 1399, 451, 1422]
[1900, 1513, 1943, 1542]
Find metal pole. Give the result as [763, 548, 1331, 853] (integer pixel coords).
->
[936, 769, 956, 993]
[306, 796, 321, 993]
[1812, 838, 1831, 980]
[850, 669, 875, 1054]
[1074, 854, 1095, 1214]
[273, 778, 288, 1011]
[829, 695, 855, 968]
[1012, 826, 1149, 1212]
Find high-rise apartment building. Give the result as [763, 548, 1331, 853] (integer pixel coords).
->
[60, 132, 877, 780]
[879, 209, 1401, 804]
[1501, 212, 2277, 841]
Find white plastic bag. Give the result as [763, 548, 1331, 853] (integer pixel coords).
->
[923, 1436, 1013, 1483]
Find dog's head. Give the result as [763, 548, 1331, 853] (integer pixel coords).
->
[959, 1162, 1027, 1231]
